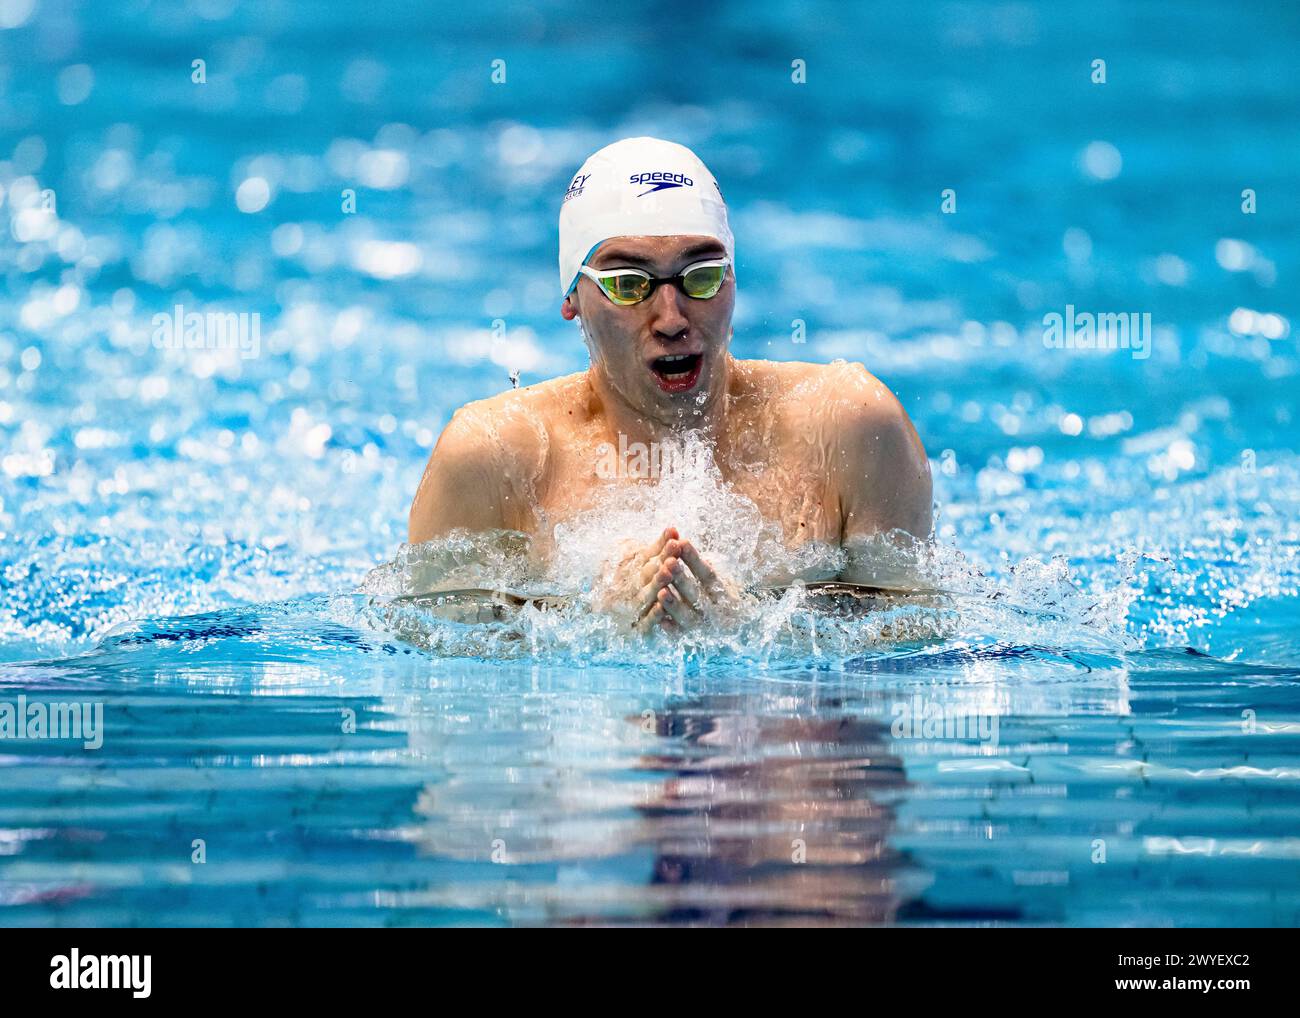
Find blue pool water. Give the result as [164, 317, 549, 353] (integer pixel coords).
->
[1, 1, 1298, 925]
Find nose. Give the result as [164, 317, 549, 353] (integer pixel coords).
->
[646, 279, 690, 342]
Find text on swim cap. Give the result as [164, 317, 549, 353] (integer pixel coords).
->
[629, 171, 694, 186]
[564, 173, 590, 201]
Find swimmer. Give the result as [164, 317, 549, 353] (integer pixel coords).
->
[408, 137, 932, 633]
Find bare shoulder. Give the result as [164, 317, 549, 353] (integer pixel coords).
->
[736, 358, 910, 430]
[740, 358, 932, 539]
[445, 371, 584, 456]
[408, 372, 585, 542]
[800, 359, 900, 414]
[825, 361, 931, 539]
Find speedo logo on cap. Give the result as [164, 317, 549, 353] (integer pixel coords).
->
[630, 170, 694, 196]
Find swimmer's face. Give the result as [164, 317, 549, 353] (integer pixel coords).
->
[561, 235, 734, 421]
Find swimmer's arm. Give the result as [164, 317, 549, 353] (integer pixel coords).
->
[408, 410, 509, 543]
[832, 370, 934, 590]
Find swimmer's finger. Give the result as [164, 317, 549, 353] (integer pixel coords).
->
[666, 558, 704, 610]
[636, 531, 681, 584]
[658, 586, 694, 629]
[639, 553, 668, 586]
[636, 600, 669, 635]
[677, 541, 723, 596]
[636, 565, 675, 616]
[642, 527, 678, 562]
[634, 602, 659, 634]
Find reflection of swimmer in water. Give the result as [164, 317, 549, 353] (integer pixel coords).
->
[632, 695, 914, 926]
[408, 137, 932, 633]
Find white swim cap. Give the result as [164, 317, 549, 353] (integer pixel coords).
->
[558, 137, 734, 296]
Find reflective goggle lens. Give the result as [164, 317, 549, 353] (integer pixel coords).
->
[585, 259, 729, 305]
[681, 262, 726, 298]
[597, 271, 652, 305]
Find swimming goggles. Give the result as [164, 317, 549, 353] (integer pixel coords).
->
[576, 258, 730, 306]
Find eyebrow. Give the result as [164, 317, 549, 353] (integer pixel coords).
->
[592, 241, 726, 271]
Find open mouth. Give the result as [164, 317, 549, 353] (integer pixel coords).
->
[649, 353, 703, 393]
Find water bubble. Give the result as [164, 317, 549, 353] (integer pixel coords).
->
[1079, 141, 1122, 180]
[57, 64, 94, 105]
[235, 176, 272, 213]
